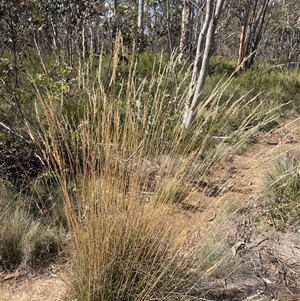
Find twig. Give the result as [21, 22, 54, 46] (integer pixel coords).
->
[212, 136, 231, 140]
[0, 122, 30, 144]
[124, 140, 144, 164]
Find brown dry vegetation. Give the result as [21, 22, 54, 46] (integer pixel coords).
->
[1, 49, 300, 301]
[2, 118, 300, 301]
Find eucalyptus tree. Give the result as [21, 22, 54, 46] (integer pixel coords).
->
[264, 0, 300, 66]
[143, 0, 183, 52]
[179, 0, 193, 62]
[138, 0, 145, 32]
[179, 0, 190, 62]
[183, 0, 225, 128]
[235, 0, 271, 72]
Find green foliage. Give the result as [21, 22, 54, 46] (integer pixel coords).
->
[0, 182, 65, 270]
[236, 67, 298, 108]
[209, 56, 236, 76]
[203, 59, 300, 136]
[207, 58, 300, 110]
[137, 51, 169, 76]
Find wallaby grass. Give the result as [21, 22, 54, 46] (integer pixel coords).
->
[24, 38, 283, 300]
[0, 186, 62, 270]
[0, 39, 295, 298]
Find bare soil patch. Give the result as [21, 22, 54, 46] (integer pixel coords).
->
[0, 267, 67, 301]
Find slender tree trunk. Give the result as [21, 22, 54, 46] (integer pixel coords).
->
[114, 0, 118, 16]
[236, 0, 270, 72]
[191, 0, 213, 83]
[237, 0, 252, 71]
[188, 4, 195, 64]
[183, 0, 225, 128]
[138, 0, 144, 31]
[179, 0, 191, 62]
[166, 0, 174, 53]
[137, 0, 145, 51]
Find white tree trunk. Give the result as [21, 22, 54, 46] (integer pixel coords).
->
[179, 0, 190, 63]
[183, 0, 225, 128]
[191, 0, 213, 83]
[138, 0, 145, 32]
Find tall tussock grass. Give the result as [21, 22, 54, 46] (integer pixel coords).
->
[27, 41, 279, 300]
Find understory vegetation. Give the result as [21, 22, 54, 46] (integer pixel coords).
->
[1, 44, 300, 300]
[266, 149, 300, 229]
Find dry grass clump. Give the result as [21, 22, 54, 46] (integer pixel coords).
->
[0, 182, 65, 271]
[0, 204, 58, 270]
[27, 41, 280, 299]
[69, 203, 196, 300]
[266, 148, 300, 228]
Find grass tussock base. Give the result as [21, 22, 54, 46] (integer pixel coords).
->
[0, 202, 59, 270]
[69, 204, 195, 301]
